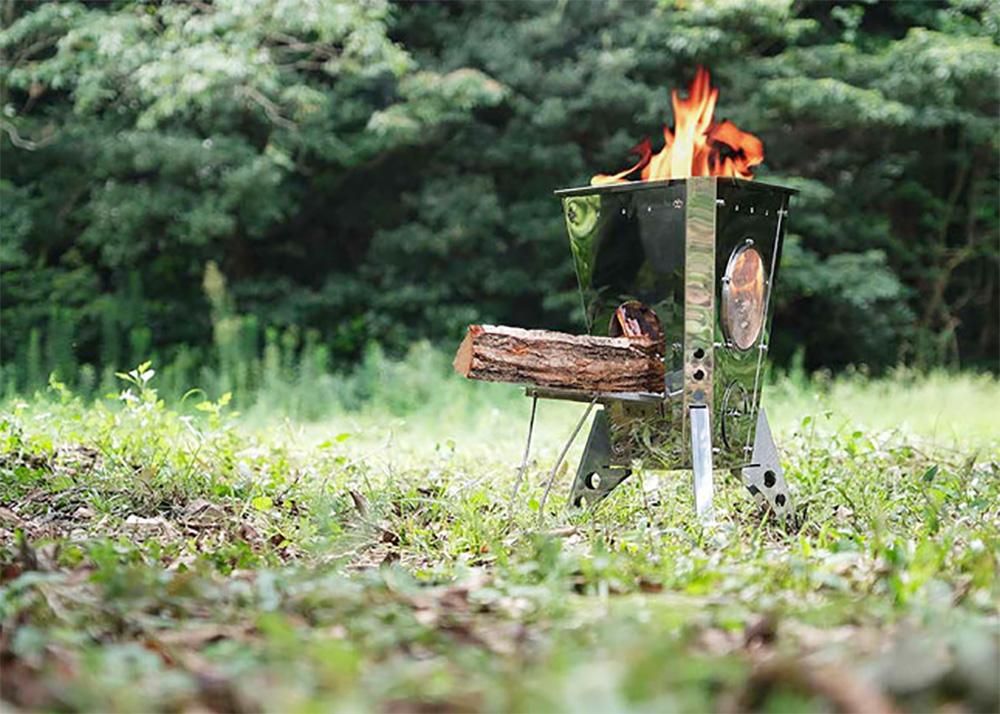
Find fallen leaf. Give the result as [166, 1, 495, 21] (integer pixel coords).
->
[546, 526, 579, 538]
[72, 506, 95, 520]
[154, 624, 249, 648]
[637, 577, 663, 593]
[0, 507, 25, 528]
[744, 613, 778, 649]
[727, 655, 898, 714]
[380, 526, 400, 545]
[124, 515, 179, 537]
[181, 498, 226, 527]
[348, 489, 368, 519]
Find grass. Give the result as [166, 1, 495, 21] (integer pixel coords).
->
[1, 355, 998, 713]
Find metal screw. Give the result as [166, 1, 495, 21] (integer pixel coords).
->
[745, 238, 755, 246]
[715, 198, 726, 206]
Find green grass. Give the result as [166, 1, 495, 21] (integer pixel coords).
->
[1, 359, 998, 713]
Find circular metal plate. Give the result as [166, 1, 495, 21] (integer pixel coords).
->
[721, 243, 767, 351]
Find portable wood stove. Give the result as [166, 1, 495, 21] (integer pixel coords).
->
[456, 176, 796, 521]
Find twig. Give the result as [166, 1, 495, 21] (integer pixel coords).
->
[236, 86, 296, 130]
[1, 120, 58, 150]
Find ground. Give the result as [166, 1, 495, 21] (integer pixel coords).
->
[1, 366, 998, 713]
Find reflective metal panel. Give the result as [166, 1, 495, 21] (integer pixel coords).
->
[559, 182, 688, 473]
[557, 178, 794, 478]
[712, 181, 791, 467]
[682, 177, 717, 421]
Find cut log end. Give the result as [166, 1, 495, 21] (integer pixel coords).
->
[452, 326, 478, 377]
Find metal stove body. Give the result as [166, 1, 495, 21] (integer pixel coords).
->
[543, 177, 796, 519]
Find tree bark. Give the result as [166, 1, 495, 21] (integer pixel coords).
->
[453, 325, 664, 394]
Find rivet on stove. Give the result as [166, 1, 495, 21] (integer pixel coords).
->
[646, 206, 652, 213]
[673, 198, 684, 209]
[745, 238, 754, 246]
[750, 206, 755, 214]
[715, 198, 725, 206]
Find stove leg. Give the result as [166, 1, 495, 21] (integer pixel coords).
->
[739, 408, 793, 520]
[568, 409, 631, 509]
[689, 405, 715, 522]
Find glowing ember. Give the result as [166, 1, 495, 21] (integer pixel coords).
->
[592, 67, 763, 185]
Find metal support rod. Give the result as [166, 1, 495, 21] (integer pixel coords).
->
[744, 200, 785, 456]
[537, 397, 597, 525]
[508, 395, 538, 520]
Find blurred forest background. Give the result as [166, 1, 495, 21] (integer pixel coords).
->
[2, 0, 997, 402]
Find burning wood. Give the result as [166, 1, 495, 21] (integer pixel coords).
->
[453, 325, 664, 394]
[593, 66, 763, 184]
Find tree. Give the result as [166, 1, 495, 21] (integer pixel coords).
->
[1, 0, 996, 392]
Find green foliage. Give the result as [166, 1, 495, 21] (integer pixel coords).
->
[0, 371, 997, 711]
[1, 0, 997, 394]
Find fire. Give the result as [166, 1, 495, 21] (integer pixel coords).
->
[592, 67, 763, 185]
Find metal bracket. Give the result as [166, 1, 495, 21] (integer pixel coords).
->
[689, 405, 715, 521]
[568, 409, 631, 508]
[739, 407, 793, 518]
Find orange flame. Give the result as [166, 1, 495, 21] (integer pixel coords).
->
[592, 67, 763, 185]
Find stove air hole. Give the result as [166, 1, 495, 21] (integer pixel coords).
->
[693, 369, 705, 381]
[763, 470, 776, 488]
[775, 493, 786, 508]
[693, 347, 706, 360]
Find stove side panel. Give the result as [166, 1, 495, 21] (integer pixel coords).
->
[712, 181, 792, 468]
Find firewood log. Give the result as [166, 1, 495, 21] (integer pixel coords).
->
[453, 325, 664, 394]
